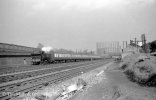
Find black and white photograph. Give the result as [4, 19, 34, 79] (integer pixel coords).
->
[0, 0, 156, 100]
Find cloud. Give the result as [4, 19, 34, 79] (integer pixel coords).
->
[32, 2, 48, 11]
[24, 0, 155, 15]
[59, 0, 155, 10]
[61, 0, 123, 10]
[23, 0, 155, 12]
[23, 0, 50, 17]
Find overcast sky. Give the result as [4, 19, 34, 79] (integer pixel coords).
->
[0, 0, 156, 51]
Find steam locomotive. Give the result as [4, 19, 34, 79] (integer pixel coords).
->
[31, 50, 102, 65]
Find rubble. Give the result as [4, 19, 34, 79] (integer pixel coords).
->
[56, 78, 87, 100]
[96, 70, 104, 76]
[35, 95, 47, 100]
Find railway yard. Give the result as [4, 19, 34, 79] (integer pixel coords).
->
[3, 53, 155, 100]
[0, 43, 156, 100]
[0, 59, 112, 100]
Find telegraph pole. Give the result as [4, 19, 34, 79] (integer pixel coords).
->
[126, 41, 127, 48]
[141, 34, 146, 53]
[135, 38, 137, 47]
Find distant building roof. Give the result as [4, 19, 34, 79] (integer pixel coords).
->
[0, 43, 40, 54]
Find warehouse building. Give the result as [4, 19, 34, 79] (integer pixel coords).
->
[0, 43, 40, 67]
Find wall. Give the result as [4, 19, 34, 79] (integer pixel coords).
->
[0, 57, 32, 68]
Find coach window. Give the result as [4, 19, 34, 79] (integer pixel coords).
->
[0, 44, 3, 48]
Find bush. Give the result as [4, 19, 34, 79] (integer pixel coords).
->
[120, 63, 128, 70]
[124, 69, 156, 87]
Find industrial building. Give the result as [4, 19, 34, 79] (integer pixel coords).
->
[0, 43, 40, 67]
[96, 42, 121, 57]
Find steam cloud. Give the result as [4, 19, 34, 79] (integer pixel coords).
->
[41, 46, 53, 53]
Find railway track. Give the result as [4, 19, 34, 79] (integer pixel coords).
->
[0, 60, 110, 100]
[0, 61, 103, 84]
[0, 61, 96, 75]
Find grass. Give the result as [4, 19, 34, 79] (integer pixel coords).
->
[120, 53, 156, 87]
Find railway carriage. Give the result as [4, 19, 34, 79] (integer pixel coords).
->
[31, 50, 102, 65]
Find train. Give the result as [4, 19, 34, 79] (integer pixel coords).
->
[31, 50, 102, 65]
[0, 43, 103, 66]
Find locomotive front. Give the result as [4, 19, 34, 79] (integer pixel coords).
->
[31, 46, 54, 65]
